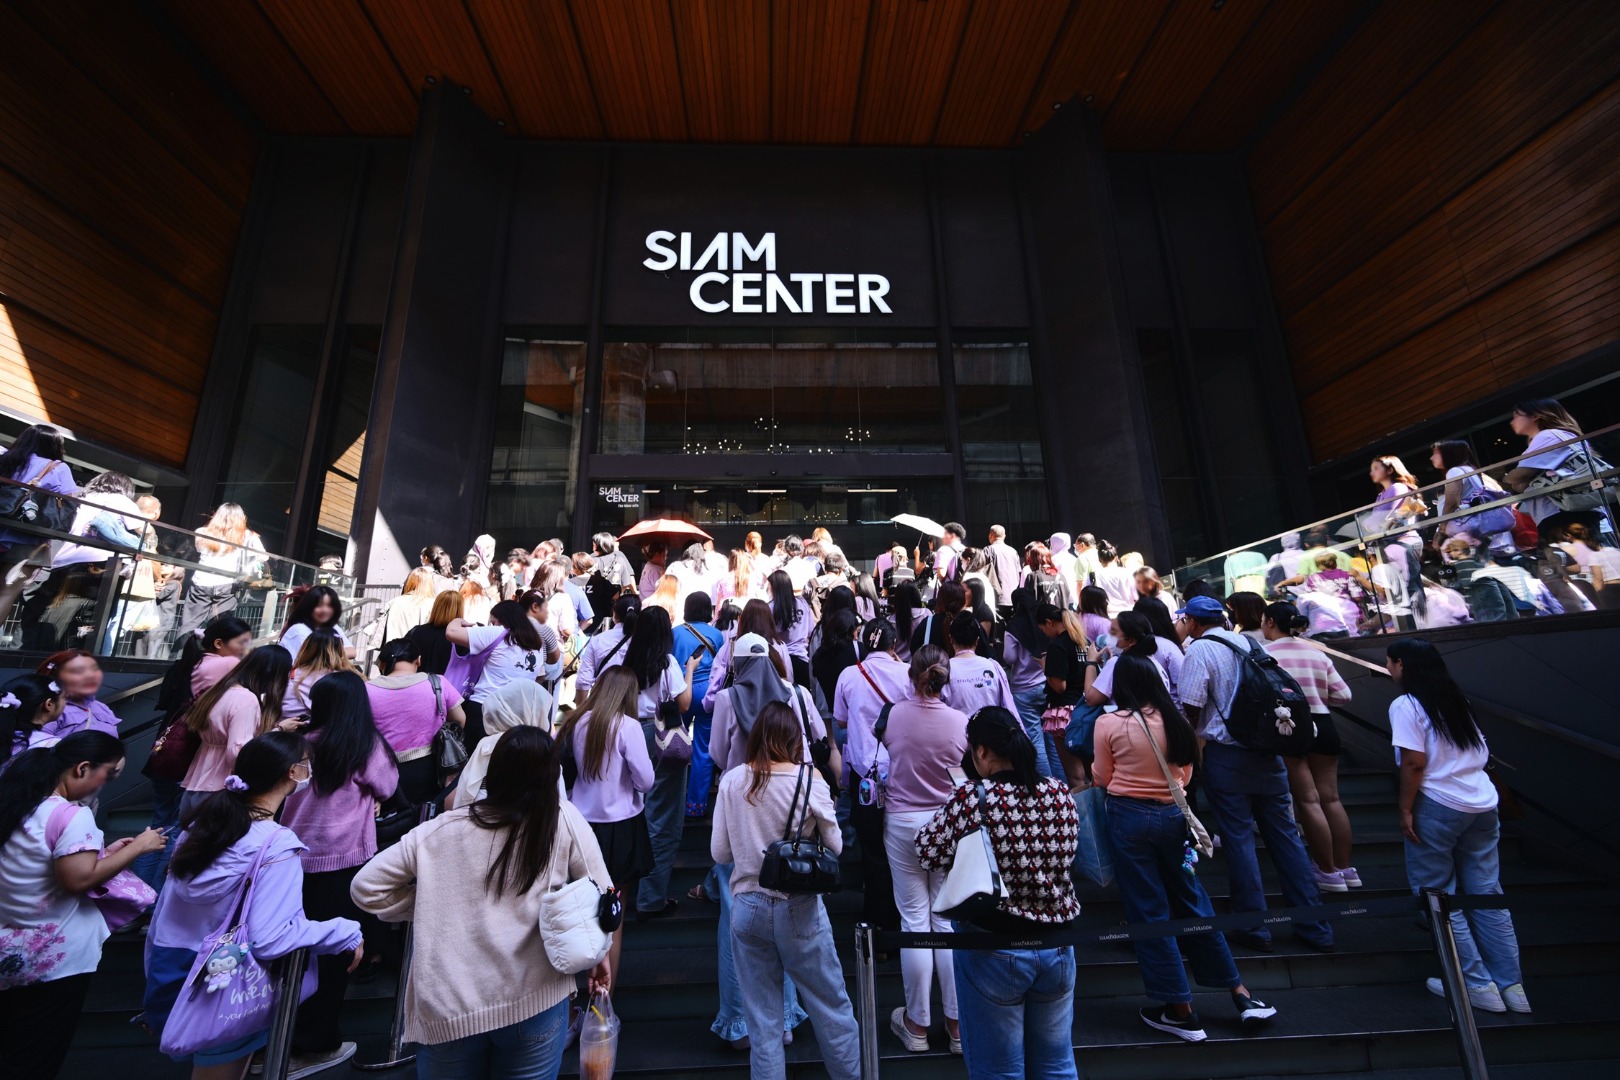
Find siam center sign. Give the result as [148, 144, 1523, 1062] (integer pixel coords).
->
[642, 230, 893, 316]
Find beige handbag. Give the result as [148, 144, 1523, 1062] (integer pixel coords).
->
[1130, 710, 1215, 858]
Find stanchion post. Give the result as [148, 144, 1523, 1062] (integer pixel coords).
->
[1424, 890, 1490, 1080]
[354, 921, 416, 1070]
[261, 947, 309, 1080]
[854, 922, 880, 1080]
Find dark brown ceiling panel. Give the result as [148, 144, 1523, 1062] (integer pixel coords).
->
[1102, 0, 1267, 152]
[1018, 0, 1165, 138]
[155, 0, 348, 133]
[463, 0, 602, 139]
[567, 0, 687, 141]
[255, 0, 420, 134]
[672, 0, 770, 142]
[770, 0, 870, 143]
[360, 0, 514, 125]
[854, 0, 973, 145]
[1169, 0, 1362, 153]
[933, 0, 1071, 146]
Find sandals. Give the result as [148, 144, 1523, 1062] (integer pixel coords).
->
[687, 884, 712, 902]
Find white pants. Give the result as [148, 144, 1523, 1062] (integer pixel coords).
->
[883, 809, 957, 1026]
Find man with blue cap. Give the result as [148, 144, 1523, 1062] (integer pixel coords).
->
[1176, 595, 1334, 954]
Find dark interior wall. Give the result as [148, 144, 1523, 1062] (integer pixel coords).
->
[1250, 0, 1620, 465]
[1106, 154, 1310, 557]
[0, 0, 257, 470]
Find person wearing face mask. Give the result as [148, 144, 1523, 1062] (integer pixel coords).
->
[1, 732, 165, 1080]
[145, 731, 365, 1078]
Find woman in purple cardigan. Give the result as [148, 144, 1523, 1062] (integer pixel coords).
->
[145, 731, 364, 1078]
[278, 672, 397, 1065]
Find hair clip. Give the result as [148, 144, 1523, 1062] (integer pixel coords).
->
[194, 628, 206, 638]
[223, 775, 250, 792]
[47, 682, 60, 694]
[0, 693, 18, 710]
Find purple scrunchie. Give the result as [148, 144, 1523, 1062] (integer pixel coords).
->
[223, 775, 250, 793]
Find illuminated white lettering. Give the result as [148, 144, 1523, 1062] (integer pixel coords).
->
[732, 272, 763, 314]
[791, 273, 823, 313]
[692, 232, 728, 272]
[732, 232, 776, 271]
[643, 230, 677, 271]
[825, 273, 856, 314]
[690, 272, 729, 313]
[679, 231, 692, 270]
[766, 274, 802, 314]
[858, 274, 892, 314]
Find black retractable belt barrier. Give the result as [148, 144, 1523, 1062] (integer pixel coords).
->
[853, 890, 1619, 1080]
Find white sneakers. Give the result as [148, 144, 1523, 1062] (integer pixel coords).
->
[889, 1007, 929, 1053]
[1426, 977, 1530, 1014]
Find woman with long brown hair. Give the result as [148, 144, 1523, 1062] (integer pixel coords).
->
[382, 568, 437, 642]
[282, 627, 353, 721]
[179, 644, 299, 821]
[179, 502, 265, 639]
[555, 666, 653, 992]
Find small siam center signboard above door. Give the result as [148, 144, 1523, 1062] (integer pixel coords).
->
[643, 231, 892, 316]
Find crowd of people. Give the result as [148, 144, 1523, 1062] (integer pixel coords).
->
[1215, 398, 1620, 635]
[0, 402, 1578, 1079]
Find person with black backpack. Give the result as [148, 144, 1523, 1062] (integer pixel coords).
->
[1175, 595, 1334, 954]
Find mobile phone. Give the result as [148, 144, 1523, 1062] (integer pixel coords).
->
[947, 766, 968, 787]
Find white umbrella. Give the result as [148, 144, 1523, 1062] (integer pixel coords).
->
[889, 513, 945, 537]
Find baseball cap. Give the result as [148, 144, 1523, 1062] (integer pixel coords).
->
[733, 632, 772, 657]
[1175, 595, 1227, 620]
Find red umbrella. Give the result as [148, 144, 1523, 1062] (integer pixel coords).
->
[617, 518, 714, 548]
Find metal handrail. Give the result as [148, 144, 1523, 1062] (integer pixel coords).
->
[1177, 419, 1620, 573]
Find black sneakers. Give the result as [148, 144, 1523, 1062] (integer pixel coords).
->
[1234, 992, 1278, 1024]
[1139, 1006, 1208, 1042]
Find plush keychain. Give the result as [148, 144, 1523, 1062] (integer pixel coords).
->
[203, 941, 248, 993]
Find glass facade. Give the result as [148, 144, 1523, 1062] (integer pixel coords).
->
[599, 332, 946, 455]
[487, 332, 586, 544]
[953, 335, 1049, 545]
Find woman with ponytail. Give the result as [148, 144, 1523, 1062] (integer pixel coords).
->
[1386, 638, 1527, 1013]
[1094, 655, 1276, 1042]
[2, 732, 163, 1078]
[877, 645, 968, 1055]
[1, 674, 65, 761]
[180, 645, 297, 820]
[916, 706, 1081, 1075]
[138, 616, 252, 889]
[147, 731, 365, 1077]
[1262, 602, 1356, 891]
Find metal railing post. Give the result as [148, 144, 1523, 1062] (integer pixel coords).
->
[261, 947, 310, 1080]
[1424, 890, 1490, 1080]
[354, 921, 417, 1070]
[854, 922, 880, 1080]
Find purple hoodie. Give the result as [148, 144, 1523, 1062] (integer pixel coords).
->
[38, 698, 120, 743]
[148, 821, 361, 960]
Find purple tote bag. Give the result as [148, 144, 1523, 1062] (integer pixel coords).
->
[45, 800, 156, 932]
[157, 828, 316, 1059]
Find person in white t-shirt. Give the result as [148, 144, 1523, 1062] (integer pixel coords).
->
[1385, 638, 1527, 1015]
[446, 599, 561, 747]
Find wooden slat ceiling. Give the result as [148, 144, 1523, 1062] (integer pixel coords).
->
[156, 0, 1360, 150]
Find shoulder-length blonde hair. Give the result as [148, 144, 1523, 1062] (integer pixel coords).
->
[196, 502, 251, 556]
[429, 589, 463, 626]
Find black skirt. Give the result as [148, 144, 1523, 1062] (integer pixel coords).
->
[590, 813, 653, 893]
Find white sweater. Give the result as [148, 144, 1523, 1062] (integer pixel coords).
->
[711, 764, 840, 899]
[351, 802, 610, 1045]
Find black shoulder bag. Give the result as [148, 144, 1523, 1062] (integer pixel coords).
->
[795, 686, 839, 799]
[757, 764, 841, 895]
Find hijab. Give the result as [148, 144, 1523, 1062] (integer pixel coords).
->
[1048, 532, 1071, 558]
[727, 652, 793, 735]
[454, 679, 555, 807]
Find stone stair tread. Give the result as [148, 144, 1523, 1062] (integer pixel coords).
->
[549, 972, 1608, 1077]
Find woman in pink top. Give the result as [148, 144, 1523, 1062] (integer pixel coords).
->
[878, 646, 968, 1054]
[180, 644, 296, 820]
[367, 638, 466, 805]
[280, 671, 398, 1056]
[1094, 654, 1276, 1042]
[555, 666, 654, 993]
[1261, 602, 1357, 890]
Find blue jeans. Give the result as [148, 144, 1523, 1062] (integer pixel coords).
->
[133, 779, 182, 889]
[1406, 793, 1521, 989]
[415, 997, 567, 1080]
[1105, 796, 1242, 1003]
[710, 862, 807, 1042]
[686, 704, 714, 816]
[1011, 685, 1058, 778]
[1199, 742, 1333, 947]
[637, 719, 688, 912]
[952, 946, 1078, 1080]
[732, 892, 861, 1080]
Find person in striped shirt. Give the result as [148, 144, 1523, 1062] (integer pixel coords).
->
[1261, 602, 1357, 894]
